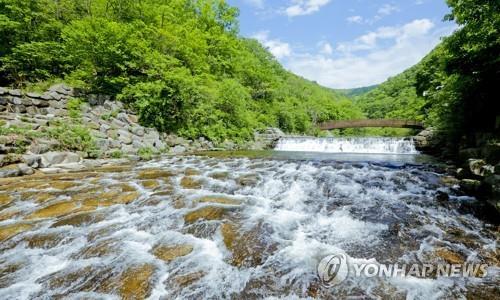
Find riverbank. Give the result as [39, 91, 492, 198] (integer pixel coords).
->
[0, 85, 285, 178]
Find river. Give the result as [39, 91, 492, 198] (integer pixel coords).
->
[0, 137, 498, 299]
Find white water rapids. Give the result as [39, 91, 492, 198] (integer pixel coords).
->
[275, 137, 419, 154]
[0, 148, 498, 299]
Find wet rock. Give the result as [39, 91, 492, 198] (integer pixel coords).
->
[196, 196, 240, 205]
[221, 222, 276, 267]
[0, 194, 12, 206]
[209, 171, 229, 180]
[27, 201, 80, 219]
[184, 168, 200, 176]
[51, 211, 106, 228]
[0, 223, 34, 241]
[48, 181, 80, 190]
[23, 233, 65, 249]
[180, 176, 202, 189]
[111, 183, 137, 193]
[440, 176, 460, 187]
[119, 264, 155, 300]
[172, 271, 205, 287]
[460, 179, 482, 194]
[137, 169, 173, 180]
[435, 247, 465, 264]
[184, 206, 229, 223]
[82, 191, 140, 208]
[237, 174, 259, 187]
[153, 244, 193, 262]
[141, 180, 160, 190]
[434, 190, 450, 203]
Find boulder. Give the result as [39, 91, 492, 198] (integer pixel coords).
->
[28, 139, 59, 154]
[17, 163, 34, 176]
[22, 154, 42, 168]
[0, 87, 6, 95]
[40, 152, 81, 168]
[117, 130, 133, 145]
[131, 126, 145, 137]
[171, 145, 186, 154]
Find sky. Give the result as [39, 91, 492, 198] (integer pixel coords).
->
[227, 0, 456, 89]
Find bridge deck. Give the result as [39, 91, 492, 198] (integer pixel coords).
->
[319, 119, 424, 130]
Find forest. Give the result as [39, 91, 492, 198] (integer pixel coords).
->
[0, 0, 498, 149]
[0, 0, 362, 144]
[355, 0, 499, 152]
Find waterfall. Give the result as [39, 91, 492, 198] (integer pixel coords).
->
[274, 137, 419, 154]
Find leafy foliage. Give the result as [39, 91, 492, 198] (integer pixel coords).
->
[353, 0, 499, 151]
[0, 0, 361, 143]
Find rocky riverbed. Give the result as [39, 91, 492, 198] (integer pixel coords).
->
[0, 153, 498, 299]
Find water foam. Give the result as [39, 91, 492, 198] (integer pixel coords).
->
[275, 137, 419, 154]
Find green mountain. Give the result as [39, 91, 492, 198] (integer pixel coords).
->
[336, 85, 378, 98]
[0, 0, 362, 143]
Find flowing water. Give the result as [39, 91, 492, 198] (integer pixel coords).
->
[0, 138, 498, 299]
[275, 137, 419, 154]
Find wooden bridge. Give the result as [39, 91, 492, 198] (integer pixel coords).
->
[319, 119, 424, 130]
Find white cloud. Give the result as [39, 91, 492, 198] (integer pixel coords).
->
[284, 0, 331, 17]
[347, 15, 364, 24]
[280, 19, 455, 88]
[337, 19, 434, 53]
[252, 31, 292, 59]
[377, 4, 399, 16]
[318, 41, 333, 55]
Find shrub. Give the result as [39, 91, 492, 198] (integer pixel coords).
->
[109, 150, 123, 159]
[46, 122, 97, 153]
[137, 147, 155, 160]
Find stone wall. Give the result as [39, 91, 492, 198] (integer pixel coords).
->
[0, 84, 214, 158]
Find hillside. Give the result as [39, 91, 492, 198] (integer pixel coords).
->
[353, 64, 426, 122]
[0, 0, 361, 143]
[336, 85, 378, 98]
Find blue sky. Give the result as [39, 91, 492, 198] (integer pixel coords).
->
[227, 0, 456, 89]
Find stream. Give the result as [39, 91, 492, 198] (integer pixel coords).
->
[0, 137, 498, 299]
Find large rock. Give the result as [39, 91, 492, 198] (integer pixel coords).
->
[117, 130, 133, 145]
[252, 127, 285, 150]
[22, 154, 42, 168]
[131, 126, 145, 137]
[40, 152, 81, 168]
